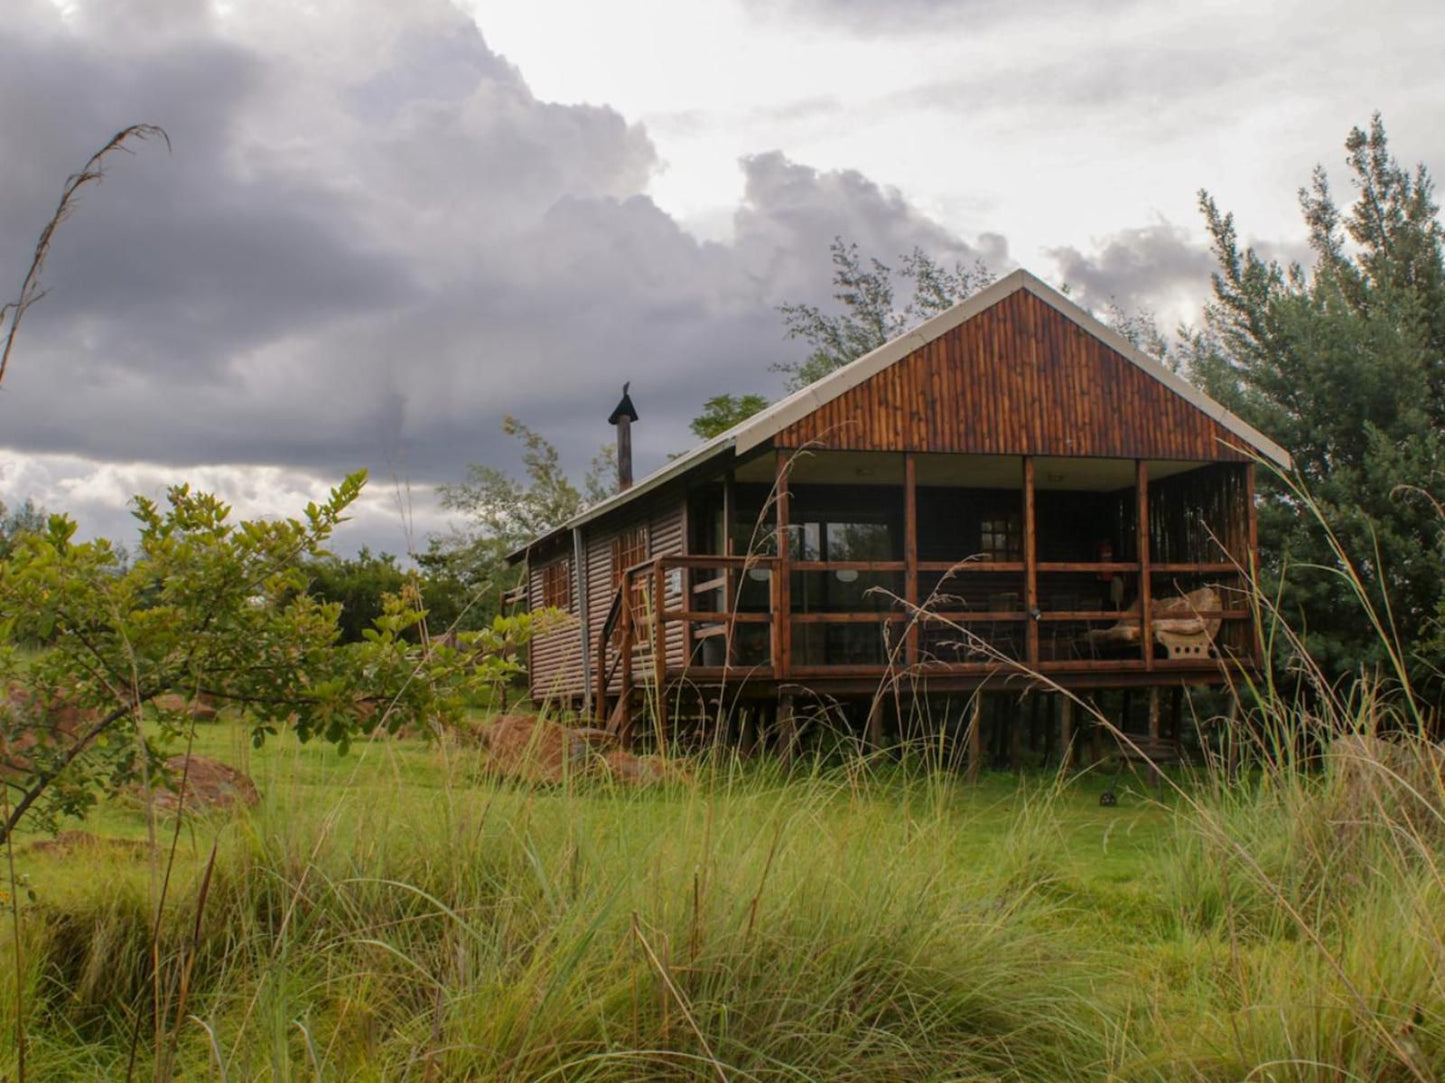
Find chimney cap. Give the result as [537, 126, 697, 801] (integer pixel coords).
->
[608, 382, 639, 425]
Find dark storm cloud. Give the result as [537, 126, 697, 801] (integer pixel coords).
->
[1046, 222, 1214, 316]
[733, 151, 1008, 305]
[0, 0, 1006, 505]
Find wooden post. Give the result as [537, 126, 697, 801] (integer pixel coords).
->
[777, 694, 797, 765]
[1137, 459, 1153, 670]
[904, 452, 919, 668]
[1059, 696, 1074, 771]
[966, 693, 983, 784]
[594, 620, 608, 727]
[1009, 696, 1024, 770]
[619, 576, 635, 748]
[1245, 463, 1262, 668]
[653, 559, 668, 756]
[722, 474, 736, 668]
[1170, 686, 1185, 746]
[679, 502, 692, 672]
[739, 706, 755, 759]
[773, 451, 791, 679]
[1146, 687, 1163, 791]
[1225, 690, 1240, 780]
[866, 694, 886, 752]
[1024, 456, 1038, 667]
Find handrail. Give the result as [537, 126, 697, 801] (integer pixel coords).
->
[599, 583, 624, 643]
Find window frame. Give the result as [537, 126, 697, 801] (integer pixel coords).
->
[541, 558, 572, 612]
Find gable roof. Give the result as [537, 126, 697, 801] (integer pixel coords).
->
[510, 268, 1290, 560]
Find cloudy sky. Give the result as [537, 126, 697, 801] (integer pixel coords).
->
[2, 0, 1441, 555]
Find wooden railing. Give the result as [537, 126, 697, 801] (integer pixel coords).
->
[593, 553, 1254, 727]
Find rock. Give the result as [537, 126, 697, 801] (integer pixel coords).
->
[2, 683, 90, 778]
[140, 755, 260, 813]
[601, 749, 690, 786]
[478, 714, 593, 784]
[1325, 734, 1445, 830]
[152, 693, 220, 722]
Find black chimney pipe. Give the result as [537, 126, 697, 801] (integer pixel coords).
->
[608, 382, 639, 492]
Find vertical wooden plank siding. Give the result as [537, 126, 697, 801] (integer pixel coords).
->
[1023, 455, 1038, 666]
[1137, 459, 1153, 671]
[772, 291, 1253, 462]
[904, 452, 919, 668]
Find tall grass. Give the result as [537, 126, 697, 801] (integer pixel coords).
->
[4, 751, 1128, 1080]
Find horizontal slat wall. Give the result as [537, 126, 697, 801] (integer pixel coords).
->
[524, 497, 690, 705]
[527, 554, 584, 705]
[775, 291, 1253, 462]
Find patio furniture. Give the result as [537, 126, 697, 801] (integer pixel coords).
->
[1082, 586, 1223, 660]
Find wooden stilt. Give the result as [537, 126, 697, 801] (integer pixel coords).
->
[739, 707, 755, 759]
[1225, 690, 1240, 780]
[1009, 697, 1024, 771]
[1060, 696, 1074, 771]
[1147, 687, 1163, 788]
[777, 695, 797, 765]
[966, 694, 983, 784]
[866, 694, 885, 753]
[1170, 686, 1185, 745]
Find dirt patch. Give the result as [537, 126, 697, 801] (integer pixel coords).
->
[138, 755, 260, 814]
[27, 830, 152, 859]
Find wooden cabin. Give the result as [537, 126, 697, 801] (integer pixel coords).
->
[508, 269, 1289, 750]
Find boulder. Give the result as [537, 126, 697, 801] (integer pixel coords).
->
[140, 755, 260, 813]
[152, 693, 220, 722]
[1325, 734, 1445, 830]
[2, 683, 90, 778]
[601, 749, 683, 786]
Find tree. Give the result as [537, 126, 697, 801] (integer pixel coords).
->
[1187, 114, 1445, 694]
[429, 416, 616, 627]
[0, 500, 47, 562]
[2, 475, 362, 843]
[690, 393, 769, 440]
[303, 546, 408, 643]
[774, 240, 994, 391]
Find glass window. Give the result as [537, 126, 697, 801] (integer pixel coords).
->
[979, 514, 1022, 561]
[825, 522, 893, 561]
[541, 560, 571, 611]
